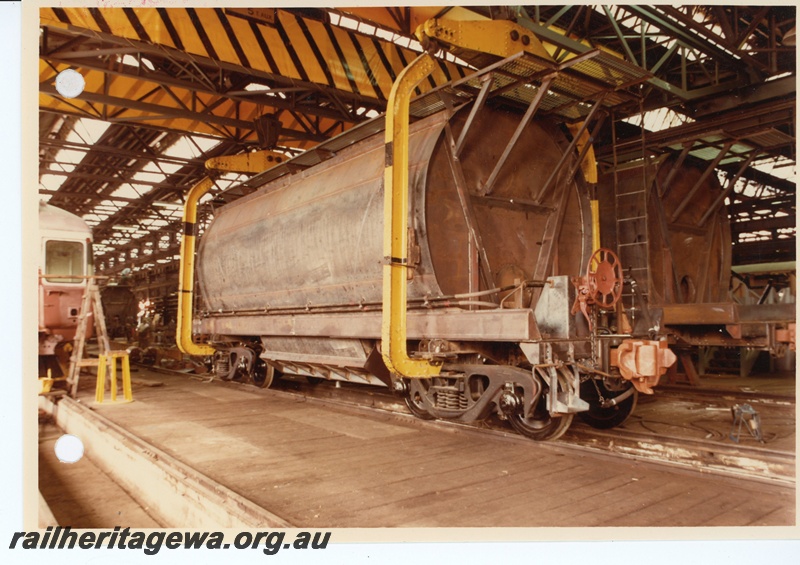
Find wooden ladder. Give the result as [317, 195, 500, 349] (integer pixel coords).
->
[67, 279, 111, 398]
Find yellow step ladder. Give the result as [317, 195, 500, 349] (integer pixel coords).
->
[66, 279, 133, 403]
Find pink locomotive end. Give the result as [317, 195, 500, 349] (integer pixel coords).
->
[38, 201, 93, 378]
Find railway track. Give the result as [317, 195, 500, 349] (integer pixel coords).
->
[196, 370, 795, 487]
[128, 360, 795, 486]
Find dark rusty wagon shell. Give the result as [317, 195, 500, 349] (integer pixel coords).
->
[193, 91, 781, 438]
[192, 102, 617, 440]
[196, 105, 592, 352]
[597, 159, 732, 308]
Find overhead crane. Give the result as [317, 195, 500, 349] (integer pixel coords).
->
[37, 5, 794, 293]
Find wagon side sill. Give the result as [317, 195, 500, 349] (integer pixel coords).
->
[199, 309, 540, 342]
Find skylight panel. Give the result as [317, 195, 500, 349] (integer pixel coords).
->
[111, 184, 153, 200]
[752, 156, 796, 183]
[623, 107, 694, 133]
[131, 170, 164, 183]
[39, 174, 64, 192]
[74, 117, 110, 145]
[53, 148, 85, 165]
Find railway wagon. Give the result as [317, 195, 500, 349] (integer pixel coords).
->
[178, 95, 697, 441]
[100, 282, 138, 340]
[38, 201, 93, 378]
[597, 158, 732, 311]
[598, 159, 795, 367]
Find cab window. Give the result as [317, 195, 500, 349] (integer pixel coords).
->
[45, 240, 85, 283]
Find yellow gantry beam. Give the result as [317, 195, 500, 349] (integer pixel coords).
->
[379, 16, 560, 379]
[591, 200, 601, 254]
[177, 151, 291, 356]
[416, 17, 554, 61]
[566, 122, 601, 254]
[381, 53, 441, 380]
[205, 150, 288, 174]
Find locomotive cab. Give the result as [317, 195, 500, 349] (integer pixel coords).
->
[38, 201, 93, 378]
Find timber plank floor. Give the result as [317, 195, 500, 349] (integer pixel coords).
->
[39, 421, 162, 528]
[66, 369, 794, 528]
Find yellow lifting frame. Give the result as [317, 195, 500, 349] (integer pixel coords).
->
[380, 52, 441, 379]
[205, 150, 288, 174]
[417, 17, 554, 61]
[176, 176, 216, 357]
[175, 150, 296, 356]
[379, 17, 558, 379]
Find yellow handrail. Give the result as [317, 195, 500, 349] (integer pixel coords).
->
[176, 177, 216, 356]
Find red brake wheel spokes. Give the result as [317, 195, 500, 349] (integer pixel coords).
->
[587, 248, 623, 309]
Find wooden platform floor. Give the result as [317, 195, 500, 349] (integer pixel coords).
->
[50, 369, 795, 528]
[39, 421, 162, 528]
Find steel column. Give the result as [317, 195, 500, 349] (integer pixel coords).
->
[443, 130, 495, 295]
[659, 142, 693, 197]
[536, 94, 606, 202]
[454, 73, 493, 158]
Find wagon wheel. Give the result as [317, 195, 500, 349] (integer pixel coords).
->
[588, 247, 623, 310]
[578, 377, 637, 429]
[405, 379, 435, 420]
[250, 359, 277, 389]
[508, 367, 574, 441]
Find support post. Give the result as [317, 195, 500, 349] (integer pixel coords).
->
[591, 199, 601, 254]
[381, 53, 441, 379]
[536, 94, 606, 202]
[659, 142, 693, 197]
[442, 108, 495, 294]
[454, 73, 493, 158]
[176, 177, 216, 357]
